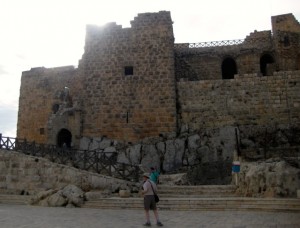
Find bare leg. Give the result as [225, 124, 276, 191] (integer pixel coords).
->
[144, 209, 150, 223]
[153, 209, 160, 222]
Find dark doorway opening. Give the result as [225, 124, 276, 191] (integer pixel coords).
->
[222, 58, 237, 79]
[260, 54, 274, 76]
[57, 128, 72, 148]
[297, 54, 300, 70]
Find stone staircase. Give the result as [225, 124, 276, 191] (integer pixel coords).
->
[82, 185, 300, 212]
[0, 194, 31, 205]
[1, 185, 299, 212]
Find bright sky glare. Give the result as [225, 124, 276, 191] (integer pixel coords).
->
[0, 0, 299, 137]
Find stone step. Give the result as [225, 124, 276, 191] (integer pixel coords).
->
[82, 197, 300, 212]
[1, 193, 299, 212]
[0, 194, 31, 205]
[157, 185, 237, 197]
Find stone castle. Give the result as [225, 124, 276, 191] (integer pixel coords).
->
[17, 11, 300, 149]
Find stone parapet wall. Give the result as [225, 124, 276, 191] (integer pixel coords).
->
[177, 71, 300, 131]
[0, 150, 131, 195]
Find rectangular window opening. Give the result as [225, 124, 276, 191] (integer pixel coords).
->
[124, 66, 133, 76]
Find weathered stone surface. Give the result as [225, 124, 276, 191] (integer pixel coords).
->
[103, 146, 116, 153]
[62, 185, 85, 207]
[47, 191, 68, 207]
[85, 191, 106, 201]
[119, 189, 130, 198]
[163, 139, 185, 172]
[0, 150, 134, 195]
[80, 137, 91, 150]
[159, 173, 188, 185]
[141, 144, 160, 170]
[236, 160, 300, 197]
[89, 137, 102, 151]
[99, 138, 112, 150]
[129, 144, 142, 165]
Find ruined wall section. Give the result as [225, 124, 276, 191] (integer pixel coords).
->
[272, 13, 300, 71]
[17, 66, 80, 144]
[79, 11, 177, 142]
[177, 71, 300, 132]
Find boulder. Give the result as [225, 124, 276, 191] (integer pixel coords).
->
[236, 160, 300, 197]
[119, 190, 130, 198]
[47, 191, 67, 207]
[62, 185, 85, 207]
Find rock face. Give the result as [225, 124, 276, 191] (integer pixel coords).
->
[80, 126, 236, 185]
[236, 159, 300, 197]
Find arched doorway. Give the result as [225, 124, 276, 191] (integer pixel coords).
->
[57, 128, 72, 148]
[260, 54, 274, 76]
[222, 57, 237, 79]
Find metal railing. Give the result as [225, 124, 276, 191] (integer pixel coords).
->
[0, 134, 140, 182]
[175, 36, 272, 49]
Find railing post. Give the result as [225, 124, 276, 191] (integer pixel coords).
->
[5, 137, 9, 149]
[0, 133, 2, 149]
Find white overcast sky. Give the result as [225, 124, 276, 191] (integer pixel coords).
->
[0, 0, 299, 137]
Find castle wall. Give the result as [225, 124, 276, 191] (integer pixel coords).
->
[79, 11, 177, 142]
[17, 66, 81, 144]
[16, 11, 300, 148]
[175, 30, 274, 81]
[177, 71, 300, 131]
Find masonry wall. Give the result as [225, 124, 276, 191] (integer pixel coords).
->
[79, 11, 177, 142]
[272, 13, 300, 71]
[0, 150, 131, 194]
[17, 66, 81, 144]
[16, 12, 300, 147]
[177, 71, 300, 132]
[175, 30, 273, 81]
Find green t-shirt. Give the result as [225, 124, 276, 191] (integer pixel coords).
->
[150, 171, 159, 183]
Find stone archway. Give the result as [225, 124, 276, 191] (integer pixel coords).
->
[57, 128, 72, 148]
[222, 57, 237, 79]
[260, 54, 275, 76]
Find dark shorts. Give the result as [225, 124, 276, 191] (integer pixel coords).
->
[144, 195, 157, 210]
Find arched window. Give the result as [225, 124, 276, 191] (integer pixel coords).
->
[260, 54, 274, 76]
[57, 128, 72, 148]
[222, 57, 237, 79]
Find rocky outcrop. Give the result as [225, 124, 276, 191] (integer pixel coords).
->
[80, 126, 236, 185]
[236, 159, 300, 197]
[30, 185, 85, 207]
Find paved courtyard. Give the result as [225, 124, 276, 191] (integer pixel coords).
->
[0, 204, 299, 228]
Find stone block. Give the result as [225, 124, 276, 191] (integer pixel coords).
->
[119, 190, 130, 198]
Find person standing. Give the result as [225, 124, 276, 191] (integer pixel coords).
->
[150, 167, 160, 184]
[141, 173, 163, 226]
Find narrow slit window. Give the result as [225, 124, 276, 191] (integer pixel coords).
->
[124, 66, 133, 76]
